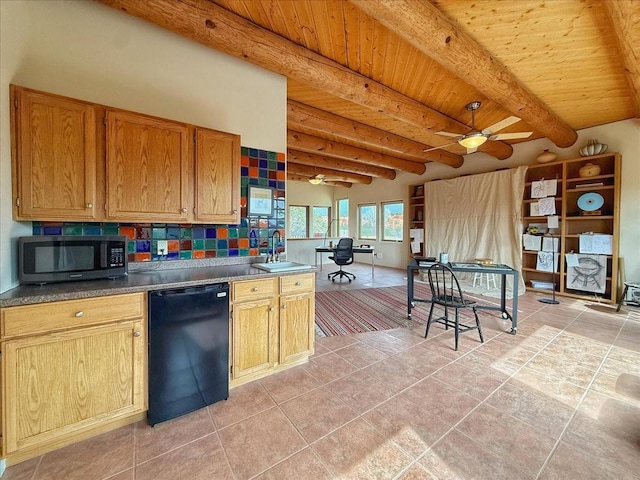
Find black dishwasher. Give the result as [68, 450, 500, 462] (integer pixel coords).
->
[148, 283, 229, 426]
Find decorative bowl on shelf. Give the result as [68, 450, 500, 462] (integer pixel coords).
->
[535, 149, 557, 163]
[579, 139, 608, 157]
[579, 162, 601, 178]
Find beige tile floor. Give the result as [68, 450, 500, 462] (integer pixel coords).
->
[5, 263, 640, 480]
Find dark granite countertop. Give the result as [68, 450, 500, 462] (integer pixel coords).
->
[0, 258, 316, 308]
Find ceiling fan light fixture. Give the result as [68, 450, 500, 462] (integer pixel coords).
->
[458, 133, 488, 149]
[308, 177, 323, 185]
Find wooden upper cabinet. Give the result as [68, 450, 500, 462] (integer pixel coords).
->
[194, 127, 240, 224]
[11, 86, 98, 221]
[105, 110, 192, 222]
[10, 86, 242, 224]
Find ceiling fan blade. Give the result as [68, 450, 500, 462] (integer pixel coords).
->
[436, 131, 463, 138]
[482, 116, 521, 134]
[423, 141, 459, 153]
[489, 131, 533, 140]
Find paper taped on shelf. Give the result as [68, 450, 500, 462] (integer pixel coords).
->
[579, 234, 612, 255]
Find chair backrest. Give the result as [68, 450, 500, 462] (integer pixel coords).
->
[427, 262, 468, 307]
[333, 238, 354, 264]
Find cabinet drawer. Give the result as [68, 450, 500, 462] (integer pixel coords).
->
[233, 278, 277, 302]
[1, 293, 145, 339]
[280, 274, 315, 294]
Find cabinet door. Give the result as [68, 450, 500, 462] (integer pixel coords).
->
[232, 298, 277, 380]
[279, 292, 315, 365]
[194, 127, 240, 224]
[2, 321, 146, 454]
[105, 110, 192, 222]
[12, 86, 98, 220]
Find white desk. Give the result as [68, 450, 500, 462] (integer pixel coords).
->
[315, 245, 375, 277]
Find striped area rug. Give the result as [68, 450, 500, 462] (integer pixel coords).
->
[315, 285, 430, 337]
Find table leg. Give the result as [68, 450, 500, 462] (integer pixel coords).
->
[315, 251, 323, 272]
[371, 251, 375, 277]
[511, 271, 519, 334]
[500, 273, 507, 313]
[407, 266, 414, 318]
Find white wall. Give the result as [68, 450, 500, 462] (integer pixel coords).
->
[289, 119, 640, 283]
[0, 0, 287, 293]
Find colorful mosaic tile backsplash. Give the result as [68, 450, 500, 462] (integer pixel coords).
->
[32, 147, 286, 263]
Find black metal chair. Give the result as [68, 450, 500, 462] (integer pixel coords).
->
[425, 262, 483, 351]
[328, 238, 356, 282]
[616, 281, 640, 312]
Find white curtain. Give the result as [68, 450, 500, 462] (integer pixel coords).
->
[424, 166, 527, 295]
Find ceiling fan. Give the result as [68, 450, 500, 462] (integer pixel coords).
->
[308, 173, 325, 185]
[425, 101, 533, 154]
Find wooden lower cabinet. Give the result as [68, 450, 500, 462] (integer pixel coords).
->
[232, 297, 278, 380]
[279, 292, 314, 364]
[279, 273, 315, 365]
[0, 293, 147, 462]
[231, 273, 315, 386]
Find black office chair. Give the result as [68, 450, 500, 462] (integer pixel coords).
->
[424, 262, 483, 351]
[328, 238, 356, 282]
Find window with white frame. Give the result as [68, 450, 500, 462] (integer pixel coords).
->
[382, 201, 404, 241]
[337, 198, 349, 237]
[311, 206, 330, 238]
[358, 203, 377, 240]
[288, 206, 308, 238]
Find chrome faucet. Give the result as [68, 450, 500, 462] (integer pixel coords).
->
[270, 230, 282, 263]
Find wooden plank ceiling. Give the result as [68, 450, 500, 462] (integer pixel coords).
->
[99, 0, 639, 187]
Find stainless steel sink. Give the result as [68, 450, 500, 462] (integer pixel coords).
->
[252, 261, 312, 272]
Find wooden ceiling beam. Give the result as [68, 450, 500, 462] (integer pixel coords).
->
[98, 0, 514, 162]
[603, 0, 640, 117]
[287, 149, 396, 180]
[350, 0, 578, 148]
[288, 130, 426, 175]
[323, 181, 352, 188]
[288, 100, 463, 167]
[286, 162, 373, 185]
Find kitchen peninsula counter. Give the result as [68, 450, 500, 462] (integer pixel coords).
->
[0, 259, 316, 307]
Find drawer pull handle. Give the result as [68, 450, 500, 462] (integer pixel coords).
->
[252, 287, 259, 292]
[75, 311, 84, 317]
[269, 306, 275, 312]
[86, 202, 93, 208]
[295, 281, 301, 286]
[282, 304, 287, 309]
[181, 207, 188, 213]
[133, 331, 142, 337]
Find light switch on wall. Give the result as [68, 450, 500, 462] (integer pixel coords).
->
[157, 240, 168, 256]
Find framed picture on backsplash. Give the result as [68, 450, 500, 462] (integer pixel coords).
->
[247, 185, 275, 217]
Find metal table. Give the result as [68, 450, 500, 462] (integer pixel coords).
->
[315, 245, 376, 277]
[407, 260, 520, 334]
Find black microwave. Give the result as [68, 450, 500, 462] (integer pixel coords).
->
[19, 236, 128, 285]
